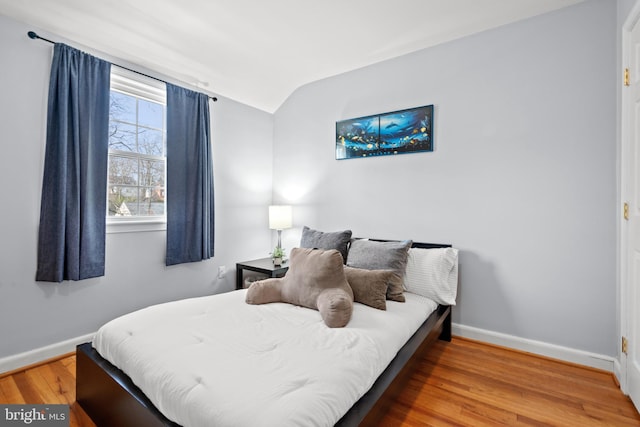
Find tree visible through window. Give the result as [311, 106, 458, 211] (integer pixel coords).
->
[108, 70, 166, 220]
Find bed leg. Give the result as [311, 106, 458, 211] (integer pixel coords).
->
[438, 307, 452, 342]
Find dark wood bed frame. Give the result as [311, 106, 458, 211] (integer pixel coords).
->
[76, 241, 453, 427]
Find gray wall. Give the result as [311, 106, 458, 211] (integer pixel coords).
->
[0, 14, 274, 359]
[273, 0, 617, 356]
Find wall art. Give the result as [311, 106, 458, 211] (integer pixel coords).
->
[336, 104, 433, 160]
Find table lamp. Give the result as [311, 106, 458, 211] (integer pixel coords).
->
[268, 205, 292, 250]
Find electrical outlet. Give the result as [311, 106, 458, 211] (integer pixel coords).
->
[217, 266, 226, 279]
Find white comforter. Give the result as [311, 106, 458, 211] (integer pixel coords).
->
[93, 290, 437, 427]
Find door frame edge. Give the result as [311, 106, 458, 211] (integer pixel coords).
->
[618, 0, 640, 394]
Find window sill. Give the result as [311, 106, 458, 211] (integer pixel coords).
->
[106, 219, 166, 234]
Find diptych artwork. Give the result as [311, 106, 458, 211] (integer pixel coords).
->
[336, 105, 433, 160]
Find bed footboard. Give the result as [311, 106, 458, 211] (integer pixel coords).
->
[76, 342, 178, 427]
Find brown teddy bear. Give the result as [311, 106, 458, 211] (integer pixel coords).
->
[245, 247, 354, 327]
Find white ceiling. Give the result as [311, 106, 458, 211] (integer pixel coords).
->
[1, 0, 583, 113]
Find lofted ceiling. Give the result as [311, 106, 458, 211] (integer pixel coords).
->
[0, 0, 583, 113]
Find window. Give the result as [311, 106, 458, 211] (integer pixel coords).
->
[107, 68, 166, 230]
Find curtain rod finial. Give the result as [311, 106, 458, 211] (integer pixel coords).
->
[27, 31, 38, 39]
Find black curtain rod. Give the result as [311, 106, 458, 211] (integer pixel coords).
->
[28, 31, 218, 102]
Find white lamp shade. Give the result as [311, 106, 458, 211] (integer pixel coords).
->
[269, 205, 292, 230]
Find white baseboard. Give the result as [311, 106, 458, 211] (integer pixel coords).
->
[452, 323, 615, 372]
[0, 333, 95, 375]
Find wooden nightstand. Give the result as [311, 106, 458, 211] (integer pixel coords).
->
[236, 258, 289, 290]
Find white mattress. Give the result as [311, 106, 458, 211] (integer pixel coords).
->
[93, 290, 437, 427]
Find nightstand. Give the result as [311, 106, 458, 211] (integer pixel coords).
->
[236, 258, 289, 290]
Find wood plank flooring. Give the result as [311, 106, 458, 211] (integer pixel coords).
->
[379, 338, 640, 426]
[0, 337, 638, 426]
[0, 354, 94, 426]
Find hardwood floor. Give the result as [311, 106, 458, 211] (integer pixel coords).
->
[0, 354, 94, 427]
[0, 337, 638, 426]
[379, 338, 640, 426]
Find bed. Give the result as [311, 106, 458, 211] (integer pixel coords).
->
[76, 241, 456, 426]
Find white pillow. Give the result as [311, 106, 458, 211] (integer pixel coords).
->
[403, 247, 459, 305]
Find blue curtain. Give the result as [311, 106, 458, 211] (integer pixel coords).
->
[165, 84, 215, 265]
[36, 44, 111, 282]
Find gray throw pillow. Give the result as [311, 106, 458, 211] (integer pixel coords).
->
[346, 239, 412, 302]
[300, 226, 352, 263]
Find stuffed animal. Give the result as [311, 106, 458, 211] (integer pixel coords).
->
[245, 247, 354, 327]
